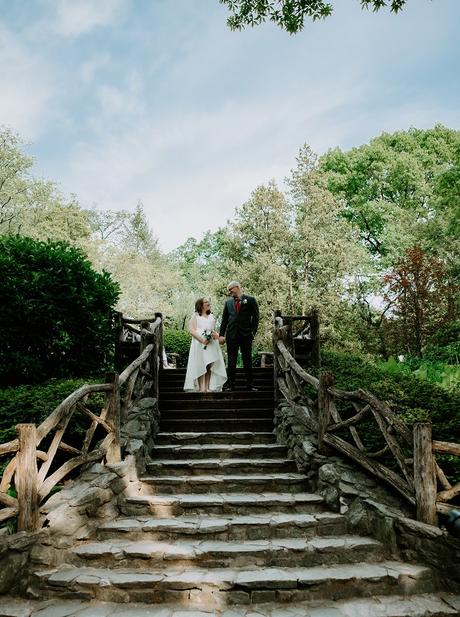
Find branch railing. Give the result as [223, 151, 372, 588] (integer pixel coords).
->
[273, 314, 460, 526]
[0, 314, 163, 533]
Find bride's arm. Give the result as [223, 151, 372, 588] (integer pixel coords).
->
[188, 315, 207, 344]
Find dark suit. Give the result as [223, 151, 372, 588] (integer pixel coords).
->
[219, 294, 259, 387]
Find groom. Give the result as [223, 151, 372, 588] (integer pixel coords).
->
[219, 281, 259, 392]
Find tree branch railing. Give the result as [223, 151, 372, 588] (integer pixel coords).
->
[273, 314, 459, 527]
[0, 314, 163, 532]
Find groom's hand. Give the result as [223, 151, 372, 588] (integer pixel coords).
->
[218, 336, 226, 345]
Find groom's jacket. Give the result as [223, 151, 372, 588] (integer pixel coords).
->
[219, 294, 259, 340]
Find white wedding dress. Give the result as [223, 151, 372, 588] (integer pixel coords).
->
[184, 313, 227, 392]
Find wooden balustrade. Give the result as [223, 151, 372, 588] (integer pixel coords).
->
[0, 313, 163, 532]
[273, 312, 460, 527]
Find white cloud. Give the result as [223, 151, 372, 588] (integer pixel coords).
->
[80, 52, 112, 83]
[0, 25, 55, 140]
[53, 0, 127, 37]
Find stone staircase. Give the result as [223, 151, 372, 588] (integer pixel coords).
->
[15, 367, 460, 616]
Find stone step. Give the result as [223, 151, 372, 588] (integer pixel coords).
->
[160, 410, 275, 420]
[160, 391, 275, 402]
[145, 459, 298, 476]
[36, 561, 434, 606]
[138, 473, 308, 494]
[160, 419, 274, 432]
[97, 512, 346, 542]
[154, 432, 277, 445]
[150, 443, 288, 460]
[160, 399, 274, 411]
[161, 368, 273, 377]
[3, 593, 460, 617]
[72, 535, 385, 569]
[121, 492, 325, 517]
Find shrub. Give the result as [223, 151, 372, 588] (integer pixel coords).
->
[0, 236, 120, 385]
[319, 349, 460, 482]
[163, 329, 192, 367]
[0, 377, 99, 443]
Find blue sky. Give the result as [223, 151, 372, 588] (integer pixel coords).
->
[1, 0, 459, 251]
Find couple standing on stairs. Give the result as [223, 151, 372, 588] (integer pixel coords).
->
[184, 280, 260, 393]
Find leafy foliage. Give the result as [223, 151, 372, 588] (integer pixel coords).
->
[220, 0, 407, 33]
[163, 329, 192, 367]
[0, 378, 98, 443]
[0, 236, 119, 385]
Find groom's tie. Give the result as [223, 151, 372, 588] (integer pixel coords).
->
[235, 298, 241, 313]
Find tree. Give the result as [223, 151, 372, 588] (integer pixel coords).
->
[220, 0, 407, 33]
[121, 201, 159, 258]
[320, 126, 460, 265]
[383, 246, 456, 357]
[0, 236, 120, 385]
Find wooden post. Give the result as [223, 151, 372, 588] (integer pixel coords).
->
[114, 311, 123, 372]
[318, 372, 334, 454]
[413, 422, 437, 525]
[16, 423, 39, 532]
[310, 309, 321, 368]
[273, 310, 282, 404]
[105, 372, 121, 464]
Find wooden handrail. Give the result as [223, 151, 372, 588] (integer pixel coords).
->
[0, 312, 164, 532]
[272, 311, 460, 528]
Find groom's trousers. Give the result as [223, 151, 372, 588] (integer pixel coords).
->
[226, 333, 253, 387]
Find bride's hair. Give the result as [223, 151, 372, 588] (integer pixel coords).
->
[195, 297, 211, 315]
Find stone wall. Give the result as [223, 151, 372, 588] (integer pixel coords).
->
[0, 396, 160, 596]
[275, 400, 460, 592]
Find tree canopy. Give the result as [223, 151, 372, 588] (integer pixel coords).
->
[220, 0, 408, 33]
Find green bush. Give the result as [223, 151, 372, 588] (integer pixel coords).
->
[0, 378, 99, 443]
[0, 236, 120, 385]
[163, 329, 192, 367]
[318, 349, 460, 482]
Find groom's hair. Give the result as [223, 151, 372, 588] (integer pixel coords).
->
[227, 280, 241, 291]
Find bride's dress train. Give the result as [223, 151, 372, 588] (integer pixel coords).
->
[184, 313, 227, 392]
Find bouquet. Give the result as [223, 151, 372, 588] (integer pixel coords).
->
[202, 329, 212, 349]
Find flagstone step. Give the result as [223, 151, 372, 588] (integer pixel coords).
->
[150, 443, 288, 460]
[160, 419, 274, 432]
[71, 535, 384, 569]
[97, 512, 346, 542]
[36, 561, 434, 606]
[155, 432, 277, 445]
[160, 410, 274, 420]
[145, 459, 298, 476]
[138, 473, 308, 494]
[159, 399, 274, 410]
[3, 593, 460, 617]
[121, 492, 325, 516]
[160, 391, 275, 401]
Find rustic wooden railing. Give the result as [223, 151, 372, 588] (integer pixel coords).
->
[0, 315, 163, 533]
[273, 313, 460, 526]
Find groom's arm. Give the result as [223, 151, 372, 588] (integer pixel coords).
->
[251, 297, 259, 337]
[219, 302, 229, 337]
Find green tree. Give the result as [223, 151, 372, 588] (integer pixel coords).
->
[221, 0, 407, 33]
[0, 236, 119, 385]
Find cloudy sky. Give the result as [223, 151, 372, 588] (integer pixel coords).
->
[1, 0, 459, 251]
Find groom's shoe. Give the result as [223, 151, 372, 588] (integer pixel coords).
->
[222, 382, 235, 392]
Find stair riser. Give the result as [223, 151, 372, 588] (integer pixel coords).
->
[72, 544, 384, 570]
[160, 420, 274, 432]
[39, 571, 433, 607]
[160, 411, 274, 420]
[145, 462, 298, 476]
[97, 519, 347, 543]
[159, 400, 274, 410]
[155, 434, 276, 445]
[120, 501, 324, 517]
[150, 446, 288, 459]
[139, 478, 308, 494]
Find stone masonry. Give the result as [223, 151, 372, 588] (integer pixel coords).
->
[1, 367, 460, 616]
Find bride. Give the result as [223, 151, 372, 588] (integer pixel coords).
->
[184, 298, 227, 393]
